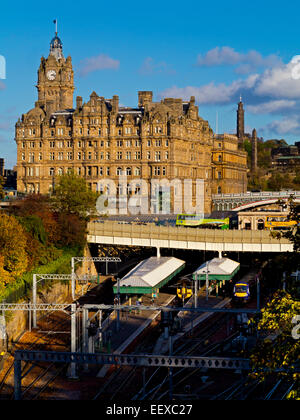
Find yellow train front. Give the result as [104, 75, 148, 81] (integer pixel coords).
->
[233, 281, 250, 303]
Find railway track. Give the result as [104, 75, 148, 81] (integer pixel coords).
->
[0, 276, 116, 400]
[0, 307, 73, 400]
[93, 310, 238, 401]
[0, 260, 272, 400]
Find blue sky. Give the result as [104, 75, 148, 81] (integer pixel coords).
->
[2, 0, 300, 168]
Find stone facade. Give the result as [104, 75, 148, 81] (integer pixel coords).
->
[15, 33, 248, 215]
[238, 210, 288, 231]
[212, 134, 247, 195]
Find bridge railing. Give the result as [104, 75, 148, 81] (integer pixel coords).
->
[88, 220, 291, 245]
[212, 190, 300, 200]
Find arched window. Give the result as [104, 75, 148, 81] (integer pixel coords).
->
[257, 219, 265, 231]
[243, 219, 252, 230]
[126, 167, 132, 176]
[116, 167, 123, 176]
[134, 167, 141, 176]
[217, 186, 222, 194]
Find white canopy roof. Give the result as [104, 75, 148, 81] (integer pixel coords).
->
[120, 256, 185, 288]
[194, 258, 240, 276]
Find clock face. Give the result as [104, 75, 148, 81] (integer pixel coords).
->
[47, 70, 56, 81]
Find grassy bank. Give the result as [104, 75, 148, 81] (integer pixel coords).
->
[0, 246, 82, 303]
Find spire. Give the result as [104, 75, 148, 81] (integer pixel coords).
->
[50, 19, 64, 61]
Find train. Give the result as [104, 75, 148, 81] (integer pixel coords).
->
[176, 214, 235, 229]
[233, 280, 251, 303]
[264, 216, 297, 231]
[233, 266, 264, 304]
[176, 213, 297, 231]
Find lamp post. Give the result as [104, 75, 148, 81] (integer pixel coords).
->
[116, 277, 120, 332]
[194, 276, 198, 308]
[206, 261, 210, 302]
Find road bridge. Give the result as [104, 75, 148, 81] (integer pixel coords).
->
[87, 220, 293, 253]
[212, 190, 300, 211]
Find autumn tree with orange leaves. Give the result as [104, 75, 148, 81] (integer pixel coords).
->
[0, 213, 28, 291]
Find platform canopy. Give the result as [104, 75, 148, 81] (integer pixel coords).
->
[113, 256, 185, 295]
[192, 257, 240, 282]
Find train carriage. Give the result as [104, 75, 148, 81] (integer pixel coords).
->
[265, 216, 297, 231]
[233, 271, 260, 303]
[176, 214, 231, 229]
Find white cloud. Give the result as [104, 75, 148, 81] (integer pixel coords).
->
[160, 74, 258, 105]
[160, 53, 300, 136]
[196, 47, 282, 74]
[196, 47, 241, 66]
[160, 84, 231, 104]
[255, 61, 300, 99]
[139, 57, 175, 76]
[161, 56, 300, 108]
[247, 100, 296, 115]
[265, 116, 300, 135]
[78, 54, 120, 77]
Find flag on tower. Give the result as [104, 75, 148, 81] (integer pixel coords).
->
[53, 19, 58, 35]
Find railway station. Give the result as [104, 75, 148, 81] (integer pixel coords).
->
[1, 5, 299, 402]
[112, 256, 186, 296]
[192, 257, 240, 295]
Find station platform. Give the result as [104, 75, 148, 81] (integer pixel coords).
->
[97, 292, 175, 377]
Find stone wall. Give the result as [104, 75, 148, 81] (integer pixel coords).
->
[3, 245, 96, 346]
[4, 281, 71, 345]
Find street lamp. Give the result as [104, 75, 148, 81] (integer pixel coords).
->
[206, 261, 210, 301]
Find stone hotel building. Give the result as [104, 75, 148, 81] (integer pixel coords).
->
[15, 32, 247, 214]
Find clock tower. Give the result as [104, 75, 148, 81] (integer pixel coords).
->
[36, 31, 74, 112]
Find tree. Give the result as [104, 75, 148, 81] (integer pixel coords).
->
[10, 194, 59, 244]
[293, 170, 300, 189]
[249, 291, 300, 399]
[0, 214, 28, 289]
[19, 215, 47, 245]
[51, 172, 98, 219]
[0, 176, 4, 200]
[56, 213, 87, 249]
[285, 199, 300, 252]
[272, 198, 300, 253]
